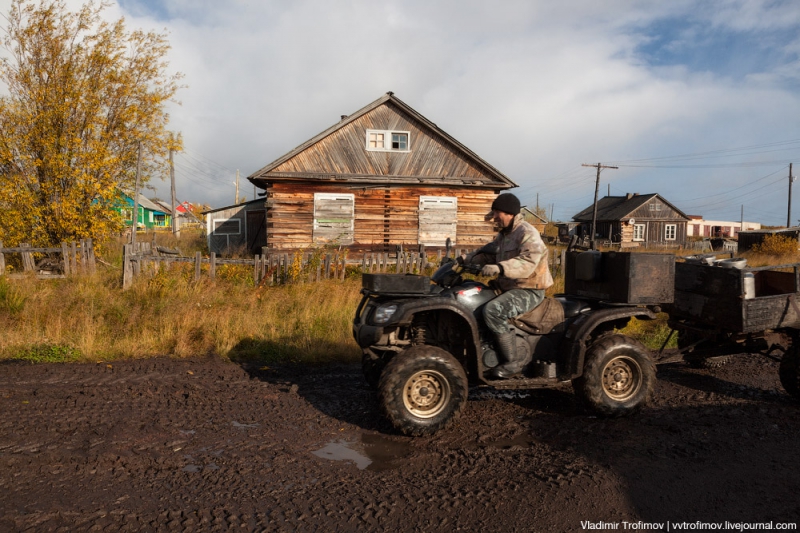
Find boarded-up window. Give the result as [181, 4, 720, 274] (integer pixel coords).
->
[214, 218, 241, 235]
[314, 193, 354, 245]
[419, 196, 457, 246]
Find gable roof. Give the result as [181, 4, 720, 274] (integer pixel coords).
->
[247, 92, 515, 189]
[119, 190, 167, 214]
[572, 193, 689, 222]
[521, 206, 548, 224]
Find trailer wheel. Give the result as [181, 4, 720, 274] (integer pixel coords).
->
[362, 353, 386, 389]
[574, 334, 656, 417]
[378, 345, 468, 436]
[779, 346, 800, 400]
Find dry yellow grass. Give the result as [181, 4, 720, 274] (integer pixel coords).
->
[5, 234, 797, 364]
[0, 268, 364, 364]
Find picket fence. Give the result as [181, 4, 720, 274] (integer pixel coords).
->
[0, 239, 96, 278]
[121, 244, 470, 290]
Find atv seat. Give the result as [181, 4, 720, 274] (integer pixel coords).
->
[555, 296, 589, 318]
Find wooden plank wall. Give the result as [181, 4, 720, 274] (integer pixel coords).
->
[266, 183, 496, 251]
[270, 103, 493, 185]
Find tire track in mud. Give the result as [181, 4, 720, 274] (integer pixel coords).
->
[1, 355, 799, 532]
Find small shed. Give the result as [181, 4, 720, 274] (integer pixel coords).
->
[204, 199, 267, 255]
[247, 92, 516, 252]
[738, 228, 800, 253]
[572, 193, 690, 247]
[521, 207, 548, 234]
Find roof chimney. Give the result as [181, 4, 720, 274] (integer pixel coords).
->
[626, 193, 633, 200]
[340, 115, 348, 121]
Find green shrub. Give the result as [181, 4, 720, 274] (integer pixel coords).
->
[14, 343, 81, 363]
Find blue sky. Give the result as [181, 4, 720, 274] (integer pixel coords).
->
[5, 0, 800, 226]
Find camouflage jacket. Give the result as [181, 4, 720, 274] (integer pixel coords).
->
[471, 214, 554, 292]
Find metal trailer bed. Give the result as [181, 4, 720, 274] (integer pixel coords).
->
[663, 258, 800, 399]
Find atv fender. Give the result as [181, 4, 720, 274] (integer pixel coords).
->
[562, 307, 658, 378]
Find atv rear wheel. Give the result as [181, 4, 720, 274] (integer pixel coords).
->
[779, 345, 800, 400]
[574, 334, 656, 417]
[378, 345, 468, 437]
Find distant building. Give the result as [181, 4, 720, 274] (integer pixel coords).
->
[572, 193, 690, 247]
[112, 190, 171, 230]
[686, 216, 761, 238]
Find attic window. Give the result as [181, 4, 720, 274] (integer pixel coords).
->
[366, 129, 410, 152]
[648, 203, 662, 211]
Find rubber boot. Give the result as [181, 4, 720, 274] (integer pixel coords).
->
[489, 331, 530, 379]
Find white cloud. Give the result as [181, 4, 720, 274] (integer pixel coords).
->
[2, 0, 800, 225]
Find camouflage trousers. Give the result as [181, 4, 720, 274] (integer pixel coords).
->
[482, 288, 546, 335]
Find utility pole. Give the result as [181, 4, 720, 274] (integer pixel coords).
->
[741, 205, 744, 233]
[170, 137, 178, 237]
[235, 169, 240, 205]
[132, 141, 142, 246]
[788, 163, 795, 228]
[581, 162, 618, 249]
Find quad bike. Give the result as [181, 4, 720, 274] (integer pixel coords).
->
[352, 246, 661, 436]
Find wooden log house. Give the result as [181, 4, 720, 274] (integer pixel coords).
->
[572, 193, 690, 247]
[244, 92, 517, 253]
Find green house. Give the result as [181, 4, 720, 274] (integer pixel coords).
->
[113, 191, 172, 230]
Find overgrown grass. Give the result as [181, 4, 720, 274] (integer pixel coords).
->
[0, 268, 364, 364]
[3, 236, 795, 364]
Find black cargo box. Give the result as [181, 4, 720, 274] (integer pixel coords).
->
[667, 261, 800, 333]
[362, 273, 431, 294]
[564, 251, 674, 304]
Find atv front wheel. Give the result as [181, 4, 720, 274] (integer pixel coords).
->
[378, 345, 468, 436]
[573, 334, 656, 417]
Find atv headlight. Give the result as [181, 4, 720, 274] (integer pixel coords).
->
[372, 304, 399, 324]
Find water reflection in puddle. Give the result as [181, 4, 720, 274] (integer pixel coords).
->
[312, 433, 413, 471]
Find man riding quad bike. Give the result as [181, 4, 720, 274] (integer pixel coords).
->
[353, 210, 659, 436]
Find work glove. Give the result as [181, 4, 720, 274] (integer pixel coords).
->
[481, 264, 501, 277]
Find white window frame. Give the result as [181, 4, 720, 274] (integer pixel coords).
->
[213, 218, 241, 235]
[313, 192, 355, 245]
[665, 224, 677, 241]
[633, 224, 646, 241]
[366, 129, 411, 152]
[418, 195, 457, 246]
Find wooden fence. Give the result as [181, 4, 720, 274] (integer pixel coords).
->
[0, 240, 96, 278]
[122, 244, 480, 290]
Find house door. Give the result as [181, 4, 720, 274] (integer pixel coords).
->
[246, 210, 267, 254]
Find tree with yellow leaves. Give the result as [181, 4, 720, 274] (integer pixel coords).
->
[0, 0, 182, 248]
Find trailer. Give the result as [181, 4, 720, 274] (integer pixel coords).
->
[663, 255, 800, 399]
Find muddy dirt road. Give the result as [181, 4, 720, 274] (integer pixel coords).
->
[1, 354, 799, 532]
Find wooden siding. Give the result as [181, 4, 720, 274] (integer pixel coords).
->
[206, 201, 267, 255]
[269, 103, 494, 186]
[628, 198, 683, 221]
[265, 182, 496, 251]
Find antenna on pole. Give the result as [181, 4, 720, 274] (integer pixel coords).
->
[581, 162, 619, 249]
